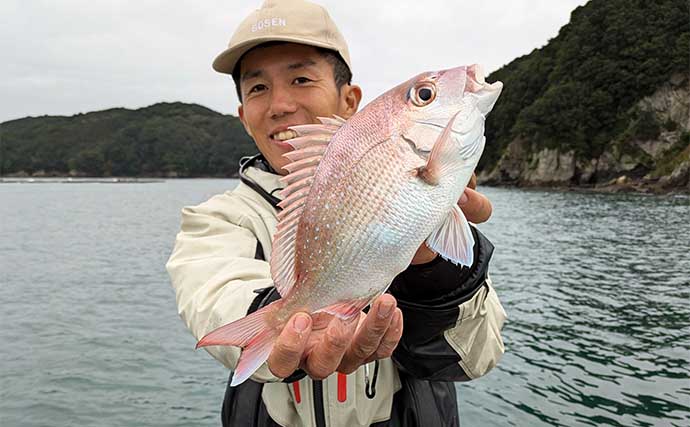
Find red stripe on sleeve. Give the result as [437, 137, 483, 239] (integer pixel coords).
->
[293, 381, 301, 404]
[337, 373, 347, 402]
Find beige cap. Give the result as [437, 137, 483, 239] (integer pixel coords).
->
[213, 0, 351, 75]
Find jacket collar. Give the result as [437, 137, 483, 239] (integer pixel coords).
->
[245, 166, 283, 194]
[239, 154, 284, 208]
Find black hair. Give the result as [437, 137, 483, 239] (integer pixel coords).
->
[231, 42, 353, 102]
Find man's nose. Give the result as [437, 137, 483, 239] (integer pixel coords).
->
[268, 85, 298, 119]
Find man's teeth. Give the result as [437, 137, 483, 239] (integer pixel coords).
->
[272, 130, 298, 141]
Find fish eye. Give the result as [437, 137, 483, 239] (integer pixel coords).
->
[409, 82, 436, 107]
[418, 87, 433, 101]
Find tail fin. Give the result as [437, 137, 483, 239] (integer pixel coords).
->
[196, 301, 280, 386]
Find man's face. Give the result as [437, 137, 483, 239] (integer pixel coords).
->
[237, 43, 360, 175]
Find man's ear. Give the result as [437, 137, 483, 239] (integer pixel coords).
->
[238, 105, 253, 138]
[339, 84, 362, 119]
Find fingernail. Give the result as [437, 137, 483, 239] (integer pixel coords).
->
[378, 300, 394, 319]
[293, 314, 310, 332]
[459, 191, 469, 205]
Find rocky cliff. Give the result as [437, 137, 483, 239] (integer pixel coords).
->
[480, 75, 690, 192]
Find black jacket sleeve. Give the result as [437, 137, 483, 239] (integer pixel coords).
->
[389, 226, 494, 381]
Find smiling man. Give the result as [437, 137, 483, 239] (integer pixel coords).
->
[166, 1, 506, 426]
[235, 43, 360, 175]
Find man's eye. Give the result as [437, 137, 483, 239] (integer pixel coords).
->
[293, 77, 312, 85]
[248, 84, 266, 94]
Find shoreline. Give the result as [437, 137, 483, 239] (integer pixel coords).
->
[481, 181, 690, 196]
[0, 177, 166, 184]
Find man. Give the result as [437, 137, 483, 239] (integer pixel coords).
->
[166, 1, 506, 426]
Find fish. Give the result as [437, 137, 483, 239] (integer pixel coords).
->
[196, 64, 503, 386]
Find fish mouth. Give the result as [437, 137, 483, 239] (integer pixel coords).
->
[465, 64, 503, 98]
[465, 64, 503, 115]
[467, 64, 486, 86]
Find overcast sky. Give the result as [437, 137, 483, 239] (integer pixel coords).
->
[0, 0, 589, 123]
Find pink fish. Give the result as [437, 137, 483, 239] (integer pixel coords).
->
[197, 64, 503, 385]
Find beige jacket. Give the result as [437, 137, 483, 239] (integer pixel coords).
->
[166, 166, 507, 427]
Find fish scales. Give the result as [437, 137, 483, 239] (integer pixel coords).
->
[288, 135, 405, 298]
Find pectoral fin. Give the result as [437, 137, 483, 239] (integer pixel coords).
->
[425, 205, 475, 267]
[415, 112, 461, 185]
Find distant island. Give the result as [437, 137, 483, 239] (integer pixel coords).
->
[0, 103, 256, 179]
[1, 0, 688, 192]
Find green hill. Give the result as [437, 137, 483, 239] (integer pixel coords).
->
[480, 0, 689, 191]
[2, 0, 688, 190]
[0, 102, 256, 177]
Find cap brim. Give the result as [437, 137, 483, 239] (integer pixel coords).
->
[212, 35, 347, 75]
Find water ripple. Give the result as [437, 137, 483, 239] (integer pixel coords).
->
[1, 182, 688, 426]
[458, 188, 690, 427]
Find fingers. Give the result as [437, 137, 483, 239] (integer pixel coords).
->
[267, 312, 312, 379]
[303, 314, 358, 380]
[458, 187, 493, 223]
[338, 294, 399, 374]
[364, 308, 403, 363]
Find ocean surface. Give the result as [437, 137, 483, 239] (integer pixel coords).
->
[1, 179, 688, 427]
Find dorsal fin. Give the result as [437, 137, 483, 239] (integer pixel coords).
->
[277, 186, 311, 210]
[317, 115, 347, 127]
[270, 116, 345, 298]
[279, 175, 314, 199]
[283, 144, 327, 162]
[286, 134, 331, 150]
[280, 165, 317, 186]
[283, 156, 322, 174]
[288, 123, 339, 135]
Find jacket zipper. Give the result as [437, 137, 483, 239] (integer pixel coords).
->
[313, 379, 326, 427]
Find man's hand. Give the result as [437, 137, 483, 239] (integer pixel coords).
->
[410, 173, 492, 265]
[267, 294, 403, 380]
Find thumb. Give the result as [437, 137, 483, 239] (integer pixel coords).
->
[458, 187, 493, 223]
